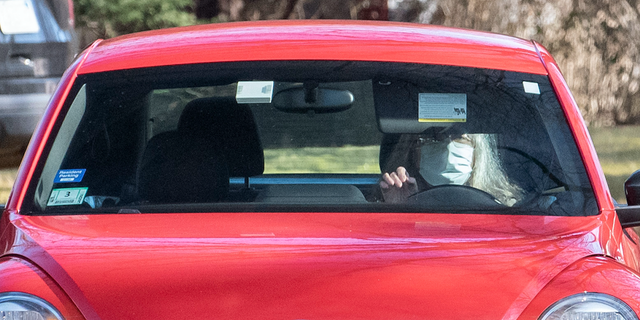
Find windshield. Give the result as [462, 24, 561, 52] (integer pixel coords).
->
[26, 61, 597, 216]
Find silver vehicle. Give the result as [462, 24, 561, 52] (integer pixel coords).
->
[0, 0, 77, 166]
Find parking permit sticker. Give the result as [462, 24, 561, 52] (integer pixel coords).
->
[418, 93, 467, 122]
[54, 169, 86, 183]
[48, 188, 88, 206]
[523, 81, 541, 94]
[236, 81, 274, 104]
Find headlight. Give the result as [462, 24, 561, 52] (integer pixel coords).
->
[540, 292, 638, 320]
[0, 292, 64, 320]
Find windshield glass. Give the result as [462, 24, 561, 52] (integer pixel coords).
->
[27, 61, 597, 216]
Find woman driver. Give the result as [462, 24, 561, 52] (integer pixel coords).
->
[380, 133, 524, 206]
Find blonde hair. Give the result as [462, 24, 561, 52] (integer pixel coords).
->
[466, 134, 524, 206]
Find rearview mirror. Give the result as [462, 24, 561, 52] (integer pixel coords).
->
[273, 84, 354, 114]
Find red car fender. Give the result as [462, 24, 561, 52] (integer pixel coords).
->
[0, 256, 84, 319]
[518, 255, 640, 319]
[0, 215, 101, 320]
[532, 42, 640, 269]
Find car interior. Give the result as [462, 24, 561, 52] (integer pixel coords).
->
[28, 61, 598, 216]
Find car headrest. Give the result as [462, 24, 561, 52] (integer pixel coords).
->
[139, 131, 229, 203]
[178, 97, 264, 178]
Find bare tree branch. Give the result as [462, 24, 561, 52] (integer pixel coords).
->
[280, 0, 299, 19]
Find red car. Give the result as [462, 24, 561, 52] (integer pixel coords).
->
[2, 20, 640, 320]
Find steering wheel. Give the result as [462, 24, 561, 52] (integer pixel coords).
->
[499, 146, 567, 190]
[406, 184, 504, 209]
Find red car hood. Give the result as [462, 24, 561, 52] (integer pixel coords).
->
[8, 212, 604, 319]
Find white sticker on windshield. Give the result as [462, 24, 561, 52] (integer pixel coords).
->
[418, 93, 467, 122]
[48, 188, 88, 206]
[0, 0, 40, 34]
[236, 81, 274, 104]
[523, 81, 540, 94]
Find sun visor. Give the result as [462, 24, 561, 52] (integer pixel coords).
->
[374, 80, 471, 134]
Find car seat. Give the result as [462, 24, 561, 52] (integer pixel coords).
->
[138, 97, 264, 203]
[177, 97, 264, 187]
[138, 130, 229, 203]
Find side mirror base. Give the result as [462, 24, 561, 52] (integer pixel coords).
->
[616, 205, 640, 228]
[624, 170, 640, 205]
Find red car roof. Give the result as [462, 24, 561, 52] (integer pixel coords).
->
[78, 20, 548, 75]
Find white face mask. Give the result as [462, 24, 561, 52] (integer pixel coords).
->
[419, 140, 474, 186]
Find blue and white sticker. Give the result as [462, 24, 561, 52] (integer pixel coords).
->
[54, 169, 86, 183]
[48, 187, 88, 206]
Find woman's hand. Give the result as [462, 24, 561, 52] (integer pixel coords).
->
[380, 166, 419, 203]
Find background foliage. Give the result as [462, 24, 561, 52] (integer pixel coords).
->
[74, 0, 196, 39]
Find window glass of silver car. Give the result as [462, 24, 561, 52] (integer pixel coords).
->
[0, 0, 77, 167]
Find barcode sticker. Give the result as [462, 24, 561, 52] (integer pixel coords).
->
[418, 93, 467, 122]
[48, 188, 88, 206]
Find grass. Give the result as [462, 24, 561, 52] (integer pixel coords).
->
[263, 146, 379, 174]
[589, 126, 640, 203]
[0, 126, 637, 204]
[0, 167, 17, 204]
